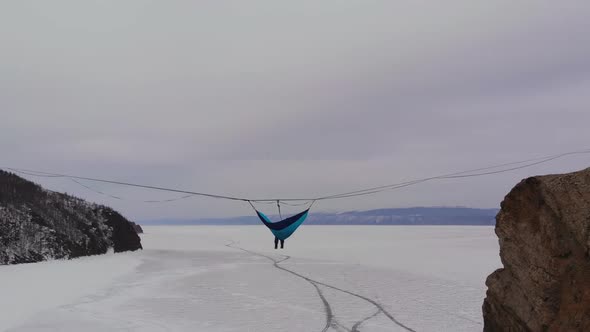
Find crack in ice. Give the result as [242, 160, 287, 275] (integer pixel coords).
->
[226, 242, 416, 332]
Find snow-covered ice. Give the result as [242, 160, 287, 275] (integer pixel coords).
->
[0, 226, 501, 332]
[0, 251, 141, 331]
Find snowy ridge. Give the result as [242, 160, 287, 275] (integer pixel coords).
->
[0, 170, 141, 265]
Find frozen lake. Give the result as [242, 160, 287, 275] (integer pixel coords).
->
[1, 226, 501, 332]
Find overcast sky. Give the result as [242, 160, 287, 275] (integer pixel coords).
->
[2, 1, 590, 220]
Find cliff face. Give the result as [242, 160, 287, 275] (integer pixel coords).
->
[483, 168, 590, 331]
[0, 170, 142, 265]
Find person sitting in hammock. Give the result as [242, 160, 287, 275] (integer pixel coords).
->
[253, 206, 310, 250]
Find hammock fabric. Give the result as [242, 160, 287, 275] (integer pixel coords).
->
[255, 209, 310, 241]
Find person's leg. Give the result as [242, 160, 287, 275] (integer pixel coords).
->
[274, 237, 279, 249]
[280, 239, 284, 249]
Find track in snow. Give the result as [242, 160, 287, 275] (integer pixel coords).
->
[226, 242, 416, 332]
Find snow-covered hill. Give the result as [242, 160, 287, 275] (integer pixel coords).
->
[0, 170, 142, 265]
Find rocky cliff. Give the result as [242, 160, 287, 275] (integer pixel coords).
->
[483, 168, 590, 331]
[0, 170, 142, 265]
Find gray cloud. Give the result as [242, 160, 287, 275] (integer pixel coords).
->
[1, 1, 590, 219]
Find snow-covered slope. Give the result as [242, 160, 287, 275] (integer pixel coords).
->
[0, 170, 142, 264]
[0, 252, 141, 331]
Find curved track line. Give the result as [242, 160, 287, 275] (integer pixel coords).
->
[310, 278, 415, 332]
[352, 309, 381, 332]
[334, 322, 352, 332]
[307, 274, 334, 332]
[226, 242, 415, 332]
[226, 243, 334, 331]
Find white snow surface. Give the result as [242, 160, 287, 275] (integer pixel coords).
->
[0, 226, 501, 332]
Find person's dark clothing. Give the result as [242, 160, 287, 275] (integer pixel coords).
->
[274, 237, 284, 249]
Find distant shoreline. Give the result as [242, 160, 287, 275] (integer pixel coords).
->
[140, 224, 496, 226]
[140, 207, 498, 227]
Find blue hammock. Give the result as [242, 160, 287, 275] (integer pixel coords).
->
[255, 209, 310, 241]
